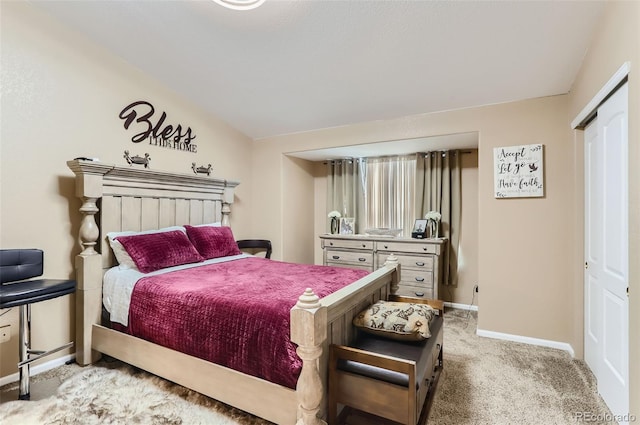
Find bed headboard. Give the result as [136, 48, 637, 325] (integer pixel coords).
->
[66, 159, 239, 364]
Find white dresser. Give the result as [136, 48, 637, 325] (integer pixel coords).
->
[319, 234, 446, 300]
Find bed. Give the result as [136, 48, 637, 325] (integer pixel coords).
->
[66, 159, 400, 425]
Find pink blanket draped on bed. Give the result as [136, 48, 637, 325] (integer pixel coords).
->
[122, 257, 369, 389]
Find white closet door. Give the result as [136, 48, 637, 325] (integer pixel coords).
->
[584, 82, 629, 420]
[584, 117, 600, 373]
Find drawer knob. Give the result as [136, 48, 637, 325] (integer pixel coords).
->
[414, 292, 424, 297]
[330, 242, 334, 246]
[362, 244, 366, 247]
[415, 277, 425, 282]
[423, 247, 427, 251]
[384, 245, 388, 249]
[416, 262, 425, 267]
[332, 255, 340, 260]
[358, 258, 366, 262]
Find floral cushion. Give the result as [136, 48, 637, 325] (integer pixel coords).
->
[352, 300, 436, 341]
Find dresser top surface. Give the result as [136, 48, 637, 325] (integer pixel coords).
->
[319, 234, 446, 245]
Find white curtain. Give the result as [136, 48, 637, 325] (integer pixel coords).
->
[361, 155, 416, 237]
[326, 152, 461, 285]
[326, 159, 363, 233]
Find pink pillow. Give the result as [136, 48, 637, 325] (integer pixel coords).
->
[115, 230, 203, 273]
[184, 225, 242, 260]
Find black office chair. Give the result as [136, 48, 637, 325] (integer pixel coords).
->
[0, 249, 76, 400]
[236, 239, 272, 259]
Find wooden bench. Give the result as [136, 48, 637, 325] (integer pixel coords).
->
[328, 297, 444, 425]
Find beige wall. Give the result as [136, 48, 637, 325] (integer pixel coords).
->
[256, 95, 575, 346]
[454, 150, 479, 306]
[0, 3, 253, 378]
[282, 156, 317, 263]
[567, 0, 639, 417]
[313, 162, 328, 264]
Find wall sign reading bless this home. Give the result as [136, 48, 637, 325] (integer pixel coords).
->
[493, 144, 544, 198]
[119, 101, 197, 153]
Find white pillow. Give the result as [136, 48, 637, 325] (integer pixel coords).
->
[106, 226, 187, 270]
[194, 222, 222, 227]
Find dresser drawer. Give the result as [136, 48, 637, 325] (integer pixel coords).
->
[395, 284, 434, 300]
[377, 253, 434, 271]
[326, 262, 373, 272]
[326, 250, 373, 266]
[323, 239, 374, 250]
[401, 269, 434, 286]
[375, 241, 438, 255]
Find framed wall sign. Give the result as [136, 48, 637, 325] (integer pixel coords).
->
[493, 144, 544, 198]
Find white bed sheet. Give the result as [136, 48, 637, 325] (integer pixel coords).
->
[103, 254, 251, 326]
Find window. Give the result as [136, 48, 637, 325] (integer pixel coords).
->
[361, 155, 416, 237]
[327, 150, 462, 286]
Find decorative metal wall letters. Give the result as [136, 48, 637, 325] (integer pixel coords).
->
[192, 163, 212, 176]
[119, 101, 198, 154]
[124, 150, 151, 168]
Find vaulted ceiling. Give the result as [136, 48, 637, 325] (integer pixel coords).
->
[32, 0, 606, 140]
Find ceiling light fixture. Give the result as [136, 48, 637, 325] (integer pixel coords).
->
[212, 0, 266, 11]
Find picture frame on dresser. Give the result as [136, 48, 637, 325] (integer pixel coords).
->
[411, 219, 428, 239]
[340, 217, 355, 235]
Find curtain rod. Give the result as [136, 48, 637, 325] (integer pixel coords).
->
[420, 150, 475, 157]
[323, 149, 476, 163]
[323, 158, 359, 165]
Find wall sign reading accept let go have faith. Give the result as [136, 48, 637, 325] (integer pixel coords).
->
[493, 144, 544, 198]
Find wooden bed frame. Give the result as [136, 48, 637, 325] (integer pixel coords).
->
[66, 159, 400, 425]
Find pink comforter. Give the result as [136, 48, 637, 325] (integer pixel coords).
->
[124, 257, 369, 389]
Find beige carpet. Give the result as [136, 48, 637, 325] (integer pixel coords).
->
[428, 310, 612, 425]
[0, 309, 612, 425]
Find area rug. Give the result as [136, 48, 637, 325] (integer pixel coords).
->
[0, 361, 271, 425]
[0, 309, 612, 425]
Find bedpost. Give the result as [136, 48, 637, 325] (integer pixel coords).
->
[384, 253, 400, 294]
[290, 288, 328, 425]
[221, 187, 235, 227]
[67, 160, 113, 365]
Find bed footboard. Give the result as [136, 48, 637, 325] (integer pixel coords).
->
[291, 257, 400, 425]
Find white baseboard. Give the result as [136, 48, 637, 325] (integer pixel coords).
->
[444, 301, 478, 311]
[0, 353, 76, 387]
[476, 328, 575, 358]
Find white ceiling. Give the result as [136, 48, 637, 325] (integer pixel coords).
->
[31, 0, 605, 143]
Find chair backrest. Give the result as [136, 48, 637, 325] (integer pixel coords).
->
[0, 249, 44, 284]
[236, 239, 272, 259]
